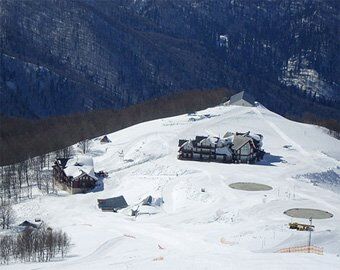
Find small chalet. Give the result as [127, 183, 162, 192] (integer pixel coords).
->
[18, 220, 42, 231]
[97, 196, 128, 212]
[53, 155, 97, 194]
[100, 135, 111, 143]
[228, 91, 255, 107]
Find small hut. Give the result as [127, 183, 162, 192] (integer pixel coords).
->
[19, 220, 39, 229]
[100, 135, 111, 144]
[97, 196, 128, 212]
[18, 220, 42, 230]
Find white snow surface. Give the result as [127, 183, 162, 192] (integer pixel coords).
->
[7, 105, 340, 270]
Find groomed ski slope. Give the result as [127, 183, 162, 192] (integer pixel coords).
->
[7, 105, 340, 270]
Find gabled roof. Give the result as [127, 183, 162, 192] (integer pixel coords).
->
[195, 136, 208, 142]
[19, 220, 39, 229]
[100, 135, 111, 143]
[229, 91, 255, 105]
[142, 195, 153, 206]
[97, 196, 128, 211]
[178, 139, 188, 147]
[231, 135, 253, 151]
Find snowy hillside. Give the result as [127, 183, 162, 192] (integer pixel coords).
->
[5, 105, 340, 269]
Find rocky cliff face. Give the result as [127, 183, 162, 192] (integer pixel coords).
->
[0, 0, 338, 118]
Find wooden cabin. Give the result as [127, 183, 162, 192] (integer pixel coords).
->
[53, 156, 97, 194]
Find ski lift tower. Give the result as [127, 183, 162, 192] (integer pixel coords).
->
[284, 208, 333, 248]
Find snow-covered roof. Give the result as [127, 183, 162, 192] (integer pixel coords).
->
[199, 136, 219, 145]
[216, 146, 233, 156]
[248, 132, 262, 142]
[229, 91, 255, 105]
[63, 155, 97, 180]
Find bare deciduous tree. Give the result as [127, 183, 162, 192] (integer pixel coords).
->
[0, 225, 71, 264]
[0, 203, 15, 229]
[78, 140, 91, 154]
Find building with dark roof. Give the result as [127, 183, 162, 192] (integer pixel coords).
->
[231, 135, 257, 163]
[53, 155, 97, 194]
[178, 131, 265, 164]
[18, 220, 43, 231]
[100, 135, 111, 143]
[97, 196, 128, 212]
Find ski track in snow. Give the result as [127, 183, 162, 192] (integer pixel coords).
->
[253, 107, 309, 157]
[4, 105, 340, 270]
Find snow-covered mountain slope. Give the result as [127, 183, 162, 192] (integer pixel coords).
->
[6, 105, 340, 269]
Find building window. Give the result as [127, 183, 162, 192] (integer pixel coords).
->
[240, 143, 250, 155]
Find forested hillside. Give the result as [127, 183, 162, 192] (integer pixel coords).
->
[0, 0, 338, 118]
[0, 89, 230, 165]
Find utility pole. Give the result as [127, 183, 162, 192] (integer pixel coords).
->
[308, 218, 313, 249]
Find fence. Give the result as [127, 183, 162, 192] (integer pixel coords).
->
[277, 245, 323, 255]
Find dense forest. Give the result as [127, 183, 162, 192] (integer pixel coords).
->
[1, 0, 339, 118]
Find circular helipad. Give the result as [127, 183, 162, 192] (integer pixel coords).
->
[284, 208, 333, 219]
[229, 182, 273, 191]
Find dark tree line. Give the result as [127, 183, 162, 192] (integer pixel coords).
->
[0, 225, 71, 264]
[0, 88, 230, 166]
[1, 0, 338, 120]
[298, 113, 340, 139]
[1, 86, 339, 169]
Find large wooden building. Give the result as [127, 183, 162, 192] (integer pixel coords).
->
[178, 131, 265, 164]
[53, 155, 97, 194]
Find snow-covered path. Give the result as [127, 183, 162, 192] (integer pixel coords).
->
[5, 105, 340, 270]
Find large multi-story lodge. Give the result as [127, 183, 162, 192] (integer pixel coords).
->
[178, 131, 265, 164]
[52, 155, 97, 194]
